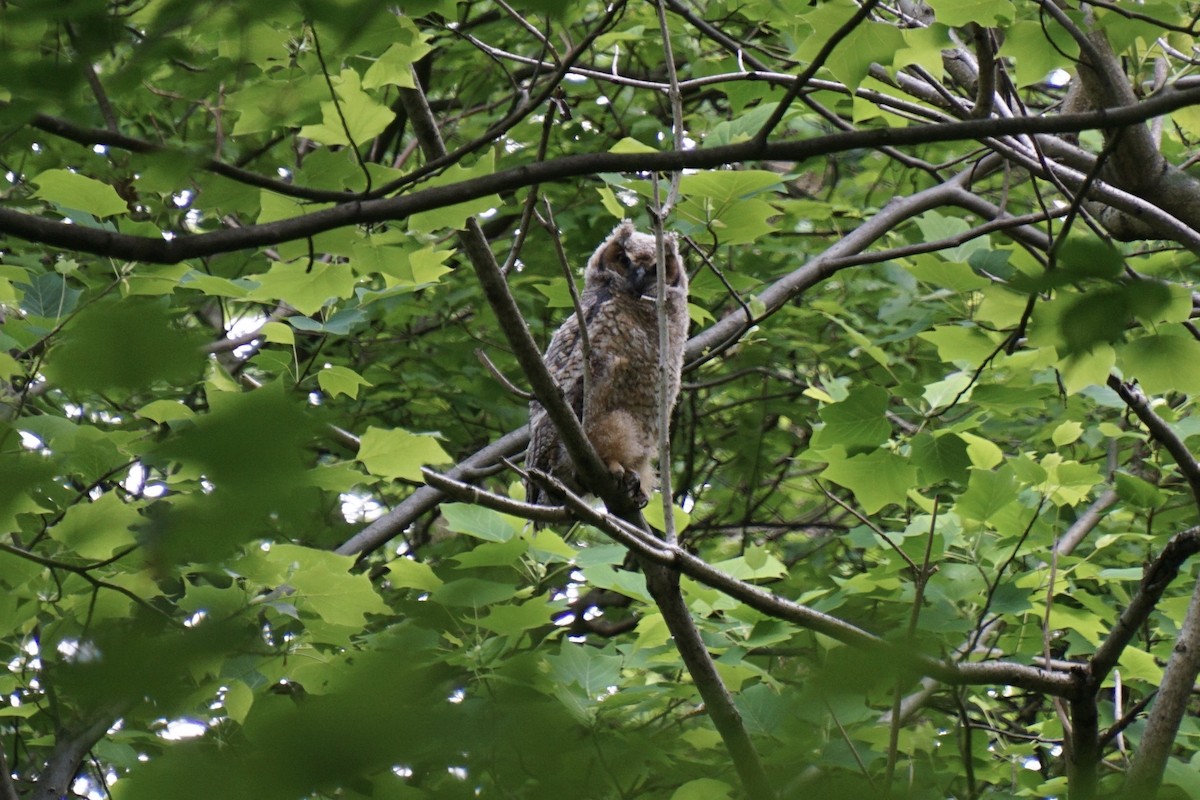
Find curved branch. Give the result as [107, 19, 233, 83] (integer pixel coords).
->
[6, 86, 1200, 263]
[1091, 526, 1200, 682]
[437, 465, 1080, 698]
[1107, 375, 1200, 510]
[31, 712, 120, 800]
[1124, 575, 1200, 795]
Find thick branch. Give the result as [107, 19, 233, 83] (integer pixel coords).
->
[31, 713, 119, 800]
[1123, 575, 1200, 795]
[1090, 527, 1200, 682]
[6, 87, 1200, 263]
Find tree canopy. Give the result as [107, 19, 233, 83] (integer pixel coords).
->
[5, 1, 1200, 798]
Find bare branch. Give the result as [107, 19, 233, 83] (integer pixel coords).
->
[334, 428, 529, 558]
[1107, 375, 1200, 510]
[30, 712, 120, 800]
[7, 86, 1200, 263]
[1124, 575, 1200, 796]
[1091, 526, 1200, 682]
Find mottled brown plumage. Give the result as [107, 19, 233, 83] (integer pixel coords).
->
[525, 221, 689, 512]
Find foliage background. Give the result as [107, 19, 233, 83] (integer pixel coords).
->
[4, 0, 1200, 798]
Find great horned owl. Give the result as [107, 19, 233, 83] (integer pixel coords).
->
[525, 220, 689, 512]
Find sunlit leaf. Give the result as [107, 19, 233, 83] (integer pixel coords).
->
[32, 169, 128, 217]
[357, 426, 451, 480]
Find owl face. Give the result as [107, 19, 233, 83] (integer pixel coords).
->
[585, 221, 684, 299]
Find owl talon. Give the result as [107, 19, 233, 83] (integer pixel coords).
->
[616, 469, 649, 508]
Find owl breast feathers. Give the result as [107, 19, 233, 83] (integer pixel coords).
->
[525, 220, 689, 512]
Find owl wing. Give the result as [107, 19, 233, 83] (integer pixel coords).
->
[525, 314, 587, 507]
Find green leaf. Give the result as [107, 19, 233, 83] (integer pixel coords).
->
[44, 298, 205, 395]
[1118, 334, 1200, 395]
[223, 681, 254, 724]
[671, 779, 735, 800]
[820, 450, 917, 513]
[227, 77, 325, 136]
[826, 21, 905, 90]
[136, 400, 196, 424]
[710, 547, 788, 580]
[643, 495, 691, 535]
[678, 170, 783, 201]
[1056, 238, 1124, 279]
[153, 381, 318, 526]
[596, 186, 626, 219]
[1051, 421, 1083, 447]
[920, 325, 1002, 365]
[1057, 289, 1130, 355]
[810, 385, 892, 452]
[32, 169, 128, 217]
[441, 503, 518, 542]
[925, 0, 1015, 26]
[271, 544, 389, 627]
[361, 22, 433, 89]
[1163, 758, 1200, 799]
[910, 432, 970, 484]
[1042, 456, 1102, 506]
[17, 272, 82, 318]
[477, 594, 565, 635]
[47, 492, 141, 560]
[356, 426, 451, 481]
[609, 137, 656, 153]
[956, 467, 1018, 524]
[451, 538, 528, 568]
[429, 578, 518, 607]
[1116, 645, 1163, 684]
[387, 557, 443, 591]
[579, 563, 651, 602]
[547, 640, 622, 698]
[260, 322, 295, 344]
[1114, 471, 1164, 509]
[298, 69, 395, 146]
[317, 365, 372, 399]
[246, 261, 357, 316]
[1059, 344, 1116, 395]
[999, 20, 1079, 87]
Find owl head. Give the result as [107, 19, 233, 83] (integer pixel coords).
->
[584, 220, 685, 298]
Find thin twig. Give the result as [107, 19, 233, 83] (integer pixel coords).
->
[309, 22, 372, 192]
[474, 349, 532, 400]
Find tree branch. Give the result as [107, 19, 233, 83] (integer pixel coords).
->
[1090, 526, 1200, 682]
[7, 86, 1200, 263]
[31, 712, 119, 800]
[1123, 574, 1200, 795]
[437, 465, 1081, 698]
[1107, 375, 1200, 510]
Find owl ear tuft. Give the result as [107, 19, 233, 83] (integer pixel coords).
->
[598, 237, 625, 272]
[612, 220, 636, 242]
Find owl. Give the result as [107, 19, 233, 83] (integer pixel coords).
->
[525, 220, 689, 513]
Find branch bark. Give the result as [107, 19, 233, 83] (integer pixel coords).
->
[6, 86, 1200, 263]
[1123, 576, 1200, 796]
[31, 713, 118, 800]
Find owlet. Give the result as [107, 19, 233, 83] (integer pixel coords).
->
[525, 220, 689, 512]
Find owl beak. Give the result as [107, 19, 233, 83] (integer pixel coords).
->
[627, 265, 651, 296]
